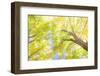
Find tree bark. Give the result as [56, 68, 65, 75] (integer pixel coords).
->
[62, 30, 88, 51]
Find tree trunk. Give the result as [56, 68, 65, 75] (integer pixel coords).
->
[62, 30, 88, 51]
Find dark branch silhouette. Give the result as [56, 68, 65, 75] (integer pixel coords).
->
[28, 34, 36, 43]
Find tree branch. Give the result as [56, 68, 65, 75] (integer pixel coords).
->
[61, 29, 88, 51]
[28, 34, 36, 43]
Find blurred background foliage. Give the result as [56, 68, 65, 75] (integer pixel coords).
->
[28, 15, 88, 60]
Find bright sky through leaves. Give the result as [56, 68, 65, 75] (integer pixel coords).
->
[28, 15, 88, 61]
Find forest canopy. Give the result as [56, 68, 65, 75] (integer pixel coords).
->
[28, 15, 88, 60]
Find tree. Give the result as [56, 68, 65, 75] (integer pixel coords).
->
[28, 15, 88, 60]
[61, 29, 88, 51]
[61, 17, 88, 51]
